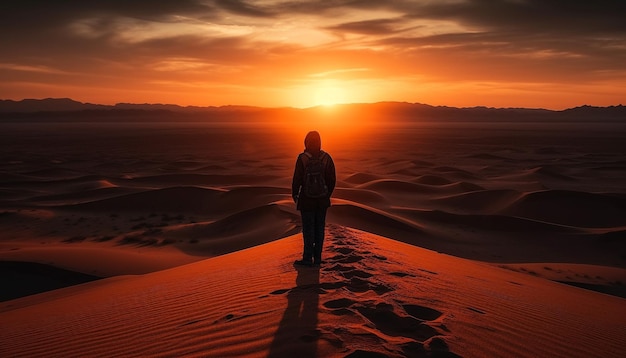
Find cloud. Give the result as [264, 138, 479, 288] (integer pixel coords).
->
[309, 68, 370, 78]
[214, 0, 272, 17]
[407, 0, 626, 36]
[0, 0, 214, 33]
[0, 0, 624, 107]
[325, 18, 408, 35]
[0, 63, 69, 75]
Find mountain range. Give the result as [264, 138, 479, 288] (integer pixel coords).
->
[0, 98, 624, 122]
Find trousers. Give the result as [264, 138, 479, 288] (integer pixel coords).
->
[300, 209, 327, 263]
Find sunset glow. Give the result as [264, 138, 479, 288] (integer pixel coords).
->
[313, 81, 346, 107]
[1, 1, 625, 109]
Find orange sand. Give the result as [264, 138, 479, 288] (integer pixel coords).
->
[1, 122, 625, 357]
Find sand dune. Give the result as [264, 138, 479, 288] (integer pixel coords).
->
[358, 179, 437, 194]
[65, 186, 227, 214]
[503, 190, 626, 227]
[0, 171, 39, 182]
[1, 121, 625, 357]
[63, 185, 291, 216]
[528, 165, 577, 181]
[430, 166, 480, 180]
[333, 187, 389, 206]
[1, 228, 624, 358]
[344, 172, 383, 185]
[393, 208, 581, 233]
[329, 201, 427, 238]
[21, 167, 85, 179]
[107, 173, 284, 188]
[168, 203, 300, 256]
[30, 186, 135, 205]
[0, 261, 101, 302]
[215, 186, 290, 213]
[412, 174, 454, 185]
[427, 189, 524, 214]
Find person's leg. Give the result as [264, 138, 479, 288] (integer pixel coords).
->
[313, 208, 327, 265]
[298, 210, 315, 264]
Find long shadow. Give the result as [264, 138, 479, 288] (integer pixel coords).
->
[268, 264, 320, 358]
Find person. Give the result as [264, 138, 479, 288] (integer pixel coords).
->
[292, 131, 336, 267]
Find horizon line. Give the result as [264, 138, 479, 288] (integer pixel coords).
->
[2, 97, 625, 112]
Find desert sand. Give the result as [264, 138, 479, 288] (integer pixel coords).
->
[1, 121, 625, 357]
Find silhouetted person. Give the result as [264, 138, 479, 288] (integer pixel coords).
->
[292, 131, 336, 267]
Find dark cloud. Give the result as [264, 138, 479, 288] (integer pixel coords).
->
[269, 0, 390, 14]
[407, 0, 626, 36]
[4, 0, 625, 49]
[318, 0, 626, 76]
[0, 0, 213, 32]
[214, 0, 272, 17]
[1, 0, 624, 106]
[0, 0, 240, 70]
[312, 0, 626, 41]
[325, 18, 407, 35]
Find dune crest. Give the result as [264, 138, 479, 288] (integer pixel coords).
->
[2, 227, 624, 358]
[1, 121, 625, 356]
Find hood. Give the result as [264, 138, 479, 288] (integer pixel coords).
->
[304, 131, 321, 155]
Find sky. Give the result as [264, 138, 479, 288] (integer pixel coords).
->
[1, 0, 625, 109]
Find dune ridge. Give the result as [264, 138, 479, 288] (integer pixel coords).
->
[1, 122, 625, 356]
[1, 227, 624, 358]
[1, 165, 623, 284]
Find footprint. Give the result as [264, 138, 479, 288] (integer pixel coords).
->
[371, 283, 393, 295]
[356, 305, 440, 341]
[324, 298, 356, 316]
[402, 304, 442, 321]
[338, 255, 363, 264]
[390, 272, 414, 278]
[324, 264, 353, 272]
[424, 337, 463, 357]
[333, 247, 355, 255]
[342, 269, 374, 279]
[328, 254, 347, 261]
[320, 282, 346, 290]
[328, 308, 355, 316]
[346, 277, 372, 293]
[324, 298, 357, 309]
[344, 350, 390, 358]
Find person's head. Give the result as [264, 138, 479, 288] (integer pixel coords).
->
[304, 131, 321, 154]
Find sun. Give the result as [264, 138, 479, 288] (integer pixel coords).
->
[313, 80, 347, 107]
[290, 78, 370, 108]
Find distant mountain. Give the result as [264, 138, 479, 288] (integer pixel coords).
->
[0, 98, 624, 123]
[0, 98, 108, 112]
[561, 104, 626, 121]
[0, 98, 264, 113]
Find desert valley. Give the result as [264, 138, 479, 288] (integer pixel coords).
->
[0, 101, 624, 357]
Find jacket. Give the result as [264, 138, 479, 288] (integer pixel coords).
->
[291, 150, 336, 211]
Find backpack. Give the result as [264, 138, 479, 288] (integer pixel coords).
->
[301, 151, 329, 198]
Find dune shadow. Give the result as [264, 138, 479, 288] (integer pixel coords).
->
[268, 264, 320, 358]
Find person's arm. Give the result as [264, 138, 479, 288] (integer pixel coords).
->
[326, 155, 336, 196]
[291, 154, 304, 203]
